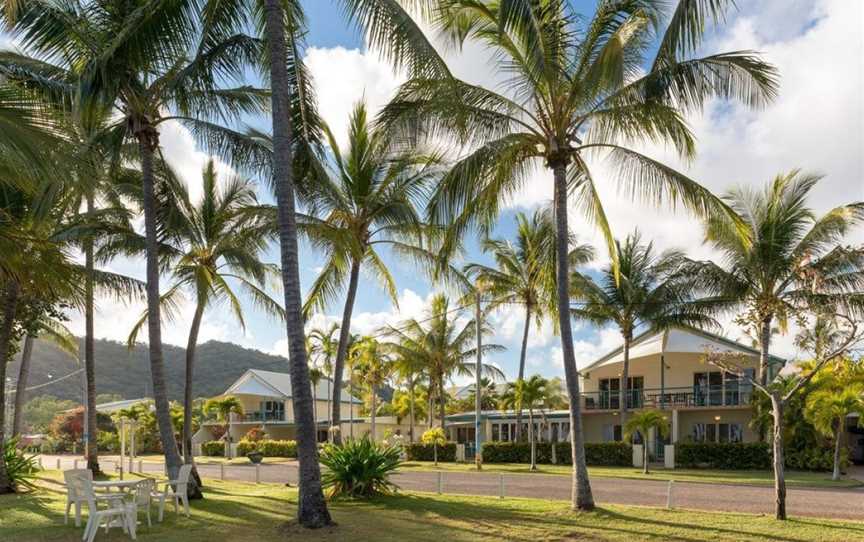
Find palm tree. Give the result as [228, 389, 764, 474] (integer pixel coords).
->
[383, 294, 504, 432]
[309, 366, 324, 425]
[466, 209, 592, 440]
[464, 377, 499, 412]
[3, 0, 269, 483]
[805, 386, 864, 481]
[126, 159, 284, 477]
[353, 337, 393, 441]
[570, 231, 719, 425]
[309, 323, 339, 432]
[381, 0, 777, 511]
[623, 410, 669, 474]
[11, 317, 77, 438]
[391, 352, 426, 443]
[203, 396, 245, 455]
[300, 100, 445, 446]
[500, 375, 548, 471]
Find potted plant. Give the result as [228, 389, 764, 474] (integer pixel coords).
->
[247, 451, 264, 464]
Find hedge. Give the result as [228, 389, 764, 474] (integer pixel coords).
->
[237, 439, 297, 458]
[201, 441, 225, 457]
[405, 442, 457, 462]
[481, 441, 631, 467]
[676, 442, 770, 469]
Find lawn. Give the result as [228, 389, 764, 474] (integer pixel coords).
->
[2, 472, 863, 542]
[398, 461, 864, 488]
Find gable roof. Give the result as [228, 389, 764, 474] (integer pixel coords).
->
[224, 369, 362, 403]
[581, 325, 785, 373]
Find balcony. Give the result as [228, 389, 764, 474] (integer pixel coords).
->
[582, 386, 752, 411]
[234, 411, 287, 423]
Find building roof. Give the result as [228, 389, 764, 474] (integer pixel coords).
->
[64, 398, 153, 414]
[581, 325, 785, 373]
[223, 369, 362, 404]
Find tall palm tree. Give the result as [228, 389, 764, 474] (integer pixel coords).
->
[570, 231, 719, 425]
[353, 337, 392, 441]
[383, 294, 504, 432]
[300, 100, 444, 446]
[3, 0, 268, 483]
[466, 209, 592, 440]
[391, 351, 426, 442]
[694, 172, 864, 519]
[125, 159, 284, 494]
[382, 0, 777, 511]
[500, 375, 547, 470]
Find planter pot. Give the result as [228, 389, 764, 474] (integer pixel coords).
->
[247, 452, 264, 464]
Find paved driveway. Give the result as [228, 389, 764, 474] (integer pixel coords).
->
[41, 455, 864, 520]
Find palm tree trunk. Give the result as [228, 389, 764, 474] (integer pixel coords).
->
[370, 385, 377, 441]
[621, 333, 630, 427]
[84, 196, 100, 474]
[515, 307, 530, 442]
[643, 436, 649, 475]
[551, 160, 594, 511]
[138, 131, 183, 481]
[326, 379, 331, 437]
[11, 335, 33, 437]
[438, 378, 446, 435]
[757, 317, 772, 442]
[770, 392, 786, 520]
[349, 376, 354, 440]
[408, 380, 415, 443]
[832, 420, 842, 481]
[184, 300, 205, 499]
[330, 259, 360, 446]
[0, 280, 21, 494]
[428, 391, 434, 429]
[263, 0, 331, 527]
[529, 409, 536, 471]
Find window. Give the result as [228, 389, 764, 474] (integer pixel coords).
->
[729, 424, 743, 443]
[602, 424, 623, 442]
[261, 400, 284, 421]
[492, 424, 500, 441]
[694, 422, 743, 443]
[599, 378, 621, 410]
[627, 376, 644, 408]
[693, 423, 706, 442]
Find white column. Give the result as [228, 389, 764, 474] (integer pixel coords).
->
[671, 409, 679, 444]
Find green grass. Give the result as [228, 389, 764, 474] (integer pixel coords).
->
[399, 461, 864, 488]
[3, 471, 863, 541]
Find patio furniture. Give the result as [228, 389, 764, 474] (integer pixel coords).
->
[154, 464, 193, 522]
[68, 475, 134, 542]
[63, 469, 125, 528]
[124, 478, 156, 538]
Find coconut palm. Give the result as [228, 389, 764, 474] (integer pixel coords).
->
[383, 294, 504, 432]
[623, 410, 669, 474]
[309, 366, 324, 424]
[391, 351, 427, 442]
[570, 231, 719, 425]
[300, 100, 445, 446]
[381, 0, 777, 510]
[464, 377, 499, 412]
[309, 323, 339, 431]
[352, 337, 393, 441]
[2, 0, 271, 483]
[500, 375, 548, 470]
[126, 159, 284, 479]
[466, 209, 592, 440]
[805, 386, 864, 481]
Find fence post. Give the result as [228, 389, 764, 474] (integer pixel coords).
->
[255, 464, 261, 484]
[437, 471, 443, 494]
[56, 458, 61, 470]
[220, 463, 225, 481]
[499, 474, 504, 499]
[38, 456, 43, 469]
[74, 459, 79, 470]
[666, 480, 674, 510]
[139, 460, 143, 473]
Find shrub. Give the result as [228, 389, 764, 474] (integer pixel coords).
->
[320, 438, 402, 498]
[676, 442, 771, 469]
[785, 446, 847, 472]
[201, 441, 225, 457]
[482, 442, 553, 464]
[482, 441, 630, 466]
[4, 437, 40, 491]
[97, 431, 120, 453]
[236, 439, 297, 458]
[405, 442, 457, 462]
[243, 427, 266, 442]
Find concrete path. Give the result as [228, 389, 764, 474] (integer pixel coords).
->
[40, 455, 864, 520]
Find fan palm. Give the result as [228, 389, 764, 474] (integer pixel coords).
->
[805, 386, 864, 481]
[382, 0, 777, 510]
[500, 375, 548, 470]
[466, 209, 592, 440]
[2, 0, 269, 482]
[623, 409, 669, 474]
[300, 100, 444, 446]
[383, 294, 504, 432]
[570, 231, 719, 424]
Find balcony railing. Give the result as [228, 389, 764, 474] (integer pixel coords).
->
[583, 386, 752, 411]
[235, 411, 287, 423]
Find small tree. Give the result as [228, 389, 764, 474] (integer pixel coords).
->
[501, 376, 548, 470]
[623, 410, 669, 474]
[805, 386, 864, 481]
[421, 427, 446, 466]
[203, 397, 244, 458]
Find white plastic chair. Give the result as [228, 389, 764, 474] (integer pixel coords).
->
[63, 469, 124, 528]
[124, 478, 155, 538]
[69, 475, 133, 542]
[154, 464, 192, 521]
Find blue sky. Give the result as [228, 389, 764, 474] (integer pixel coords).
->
[22, 0, 858, 385]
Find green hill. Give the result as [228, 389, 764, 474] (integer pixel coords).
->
[8, 338, 292, 403]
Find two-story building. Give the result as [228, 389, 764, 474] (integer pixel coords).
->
[445, 326, 785, 461]
[195, 369, 411, 451]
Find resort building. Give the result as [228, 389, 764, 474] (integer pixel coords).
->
[445, 326, 784, 461]
[194, 369, 410, 452]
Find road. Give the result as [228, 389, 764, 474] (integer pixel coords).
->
[40, 455, 864, 520]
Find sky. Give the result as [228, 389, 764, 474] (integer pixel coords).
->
[6, 0, 863, 387]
